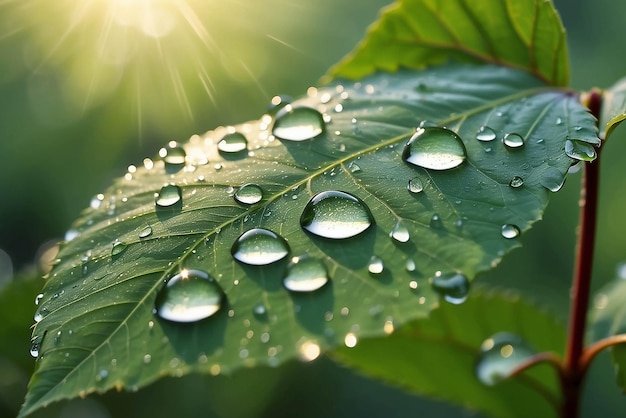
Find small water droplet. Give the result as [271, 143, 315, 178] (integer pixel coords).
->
[139, 225, 153, 239]
[253, 303, 267, 316]
[556, 117, 563, 125]
[407, 177, 424, 194]
[430, 214, 443, 229]
[348, 162, 361, 173]
[34, 293, 43, 306]
[344, 333, 358, 348]
[111, 241, 128, 256]
[402, 127, 466, 170]
[143, 354, 152, 364]
[509, 176, 524, 188]
[234, 184, 263, 205]
[300, 191, 374, 239]
[155, 269, 224, 323]
[431, 272, 470, 304]
[405, 259, 416, 272]
[475, 332, 536, 386]
[390, 221, 410, 243]
[368, 256, 384, 275]
[65, 229, 79, 242]
[476, 126, 496, 142]
[90, 194, 104, 209]
[272, 106, 325, 141]
[30, 336, 42, 358]
[155, 184, 182, 208]
[502, 133, 524, 149]
[160, 141, 186, 169]
[564, 139, 596, 162]
[231, 228, 290, 265]
[501, 224, 520, 239]
[539, 167, 566, 192]
[283, 255, 329, 292]
[217, 132, 248, 154]
[298, 340, 321, 362]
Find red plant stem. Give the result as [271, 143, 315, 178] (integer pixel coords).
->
[579, 334, 626, 376]
[561, 152, 601, 417]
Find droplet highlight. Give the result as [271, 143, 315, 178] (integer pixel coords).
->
[402, 127, 466, 170]
[283, 255, 329, 292]
[475, 333, 536, 386]
[155, 269, 224, 323]
[368, 256, 384, 275]
[431, 272, 470, 304]
[300, 191, 374, 239]
[159, 141, 186, 169]
[272, 106, 325, 141]
[234, 184, 263, 205]
[231, 228, 290, 266]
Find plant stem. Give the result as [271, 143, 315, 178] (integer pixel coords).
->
[580, 334, 626, 376]
[561, 149, 602, 418]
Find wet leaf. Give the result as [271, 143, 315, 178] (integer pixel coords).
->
[601, 76, 626, 140]
[326, 0, 568, 86]
[332, 287, 566, 418]
[21, 64, 598, 417]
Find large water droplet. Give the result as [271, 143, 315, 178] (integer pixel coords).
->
[564, 139, 596, 162]
[476, 126, 496, 142]
[155, 184, 182, 208]
[368, 256, 384, 275]
[407, 177, 424, 194]
[390, 221, 410, 243]
[160, 141, 186, 169]
[234, 184, 263, 205]
[139, 225, 153, 239]
[431, 272, 470, 304]
[217, 133, 248, 154]
[300, 191, 374, 239]
[402, 127, 466, 170]
[155, 269, 224, 323]
[475, 333, 536, 386]
[509, 176, 524, 188]
[501, 224, 520, 239]
[540, 167, 566, 192]
[283, 255, 329, 292]
[231, 228, 290, 265]
[502, 133, 524, 149]
[272, 106, 325, 141]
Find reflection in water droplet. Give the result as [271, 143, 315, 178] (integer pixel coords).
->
[407, 177, 424, 194]
[283, 255, 329, 292]
[509, 176, 524, 188]
[300, 191, 374, 239]
[368, 256, 384, 275]
[160, 141, 186, 168]
[231, 228, 290, 265]
[155, 184, 182, 208]
[431, 272, 470, 304]
[476, 126, 496, 142]
[390, 221, 410, 243]
[565, 139, 596, 162]
[272, 106, 325, 141]
[155, 269, 224, 323]
[234, 184, 263, 205]
[501, 224, 520, 239]
[540, 167, 566, 192]
[139, 225, 153, 239]
[475, 333, 536, 386]
[217, 133, 248, 154]
[111, 241, 128, 256]
[502, 133, 524, 149]
[402, 127, 466, 170]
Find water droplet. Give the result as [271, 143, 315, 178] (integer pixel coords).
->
[234, 184, 263, 205]
[540, 167, 566, 192]
[298, 340, 321, 362]
[155, 184, 182, 208]
[30, 335, 42, 358]
[160, 141, 186, 169]
[231, 228, 290, 265]
[139, 225, 153, 239]
[272, 106, 325, 141]
[476, 126, 496, 142]
[217, 132, 248, 154]
[502, 133, 524, 149]
[509, 176, 524, 188]
[90, 194, 104, 209]
[253, 303, 267, 317]
[368, 256, 384, 275]
[34, 293, 43, 306]
[405, 259, 416, 272]
[501, 224, 520, 239]
[155, 269, 224, 323]
[111, 241, 128, 256]
[564, 139, 596, 162]
[430, 214, 443, 229]
[348, 162, 361, 173]
[475, 333, 536, 386]
[64, 229, 79, 242]
[283, 255, 329, 292]
[390, 221, 410, 243]
[556, 117, 563, 125]
[300, 191, 374, 239]
[402, 127, 466, 170]
[407, 177, 424, 194]
[344, 333, 358, 348]
[431, 272, 470, 304]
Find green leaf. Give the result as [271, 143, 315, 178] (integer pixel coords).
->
[21, 64, 598, 417]
[589, 277, 626, 389]
[325, 0, 569, 86]
[601, 77, 626, 141]
[331, 287, 566, 418]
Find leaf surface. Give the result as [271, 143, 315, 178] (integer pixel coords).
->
[601, 77, 626, 140]
[331, 288, 566, 418]
[326, 0, 568, 86]
[21, 65, 598, 416]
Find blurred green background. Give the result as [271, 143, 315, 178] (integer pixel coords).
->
[1, 0, 626, 416]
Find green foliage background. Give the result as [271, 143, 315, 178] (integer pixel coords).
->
[1, 0, 626, 416]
